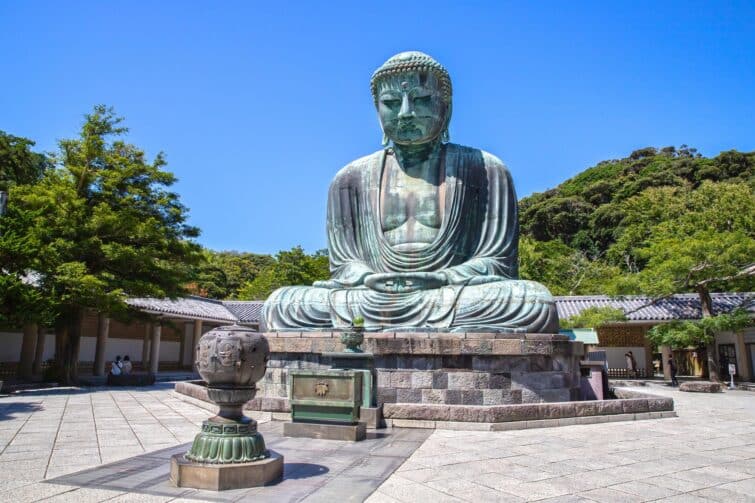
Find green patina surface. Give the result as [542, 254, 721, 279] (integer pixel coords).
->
[261, 51, 559, 333]
[289, 369, 363, 424]
[185, 419, 267, 464]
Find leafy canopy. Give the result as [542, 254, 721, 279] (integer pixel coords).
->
[237, 246, 329, 300]
[0, 106, 201, 380]
[559, 306, 627, 329]
[647, 309, 753, 348]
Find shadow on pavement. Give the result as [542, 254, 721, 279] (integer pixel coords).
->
[43, 422, 430, 502]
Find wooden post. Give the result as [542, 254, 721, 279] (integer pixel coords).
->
[93, 314, 110, 376]
[178, 323, 189, 370]
[18, 323, 38, 380]
[141, 323, 151, 370]
[661, 345, 672, 381]
[32, 326, 46, 375]
[191, 319, 203, 369]
[149, 323, 161, 374]
[735, 331, 751, 381]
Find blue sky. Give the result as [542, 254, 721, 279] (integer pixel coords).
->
[1, 1, 753, 254]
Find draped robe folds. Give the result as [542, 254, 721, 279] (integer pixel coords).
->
[261, 143, 559, 333]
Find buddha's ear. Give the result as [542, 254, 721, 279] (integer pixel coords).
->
[441, 102, 453, 143]
[381, 130, 390, 147]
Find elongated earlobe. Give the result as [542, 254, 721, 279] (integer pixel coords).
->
[382, 131, 389, 147]
[441, 128, 450, 143]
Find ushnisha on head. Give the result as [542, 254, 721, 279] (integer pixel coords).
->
[371, 51, 452, 146]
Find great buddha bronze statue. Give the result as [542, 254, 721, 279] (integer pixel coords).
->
[261, 51, 559, 333]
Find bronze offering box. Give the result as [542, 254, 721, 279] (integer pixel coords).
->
[289, 369, 363, 424]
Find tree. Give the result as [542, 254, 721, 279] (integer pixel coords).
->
[0, 131, 51, 192]
[647, 309, 753, 350]
[0, 132, 52, 328]
[559, 306, 626, 329]
[1, 106, 201, 383]
[519, 236, 620, 295]
[237, 246, 329, 300]
[188, 249, 274, 299]
[611, 181, 755, 380]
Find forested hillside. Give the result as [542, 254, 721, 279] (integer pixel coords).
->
[518, 146, 755, 296]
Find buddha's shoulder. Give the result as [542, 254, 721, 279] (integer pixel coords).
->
[332, 149, 385, 182]
[447, 143, 510, 174]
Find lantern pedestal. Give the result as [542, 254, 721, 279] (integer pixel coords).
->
[171, 326, 283, 491]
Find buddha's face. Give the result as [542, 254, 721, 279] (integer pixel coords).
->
[376, 71, 448, 145]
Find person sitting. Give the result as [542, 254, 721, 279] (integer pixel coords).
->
[110, 355, 123, 376]
[121, 355, 133, 375]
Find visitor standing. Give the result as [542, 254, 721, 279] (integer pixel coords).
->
[668, 357, 679, 387]
[625, 351, 637, 378]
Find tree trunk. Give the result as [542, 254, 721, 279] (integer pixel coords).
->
[54, 322, 68, 384]
[697, 286, 719, 382]
[55, 310, 83, 385]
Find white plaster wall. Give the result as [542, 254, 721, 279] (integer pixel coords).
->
[0, 332, 179, 363]
[160, 340, 180, 362]
[716, 331, 737, 345]
[743, 327, 755, 344]
[594, 346, 646, 369]
[0, 331, 23, 361]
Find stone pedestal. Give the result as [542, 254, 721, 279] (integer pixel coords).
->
[283, 421, 366, 441]
[172, 325, 281, 491]
[170, 451, 283, 490]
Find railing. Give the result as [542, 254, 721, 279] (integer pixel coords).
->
[607, 368, 650, 378]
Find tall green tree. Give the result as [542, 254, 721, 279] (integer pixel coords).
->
[1, 106, 201, 383]
[0, 132, 52, 328]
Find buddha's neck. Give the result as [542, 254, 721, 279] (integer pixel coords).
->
[392, 140, 442, 176]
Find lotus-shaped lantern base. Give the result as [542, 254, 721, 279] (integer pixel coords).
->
[185, 386, 268, 464]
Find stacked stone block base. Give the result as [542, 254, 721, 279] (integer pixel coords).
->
[253, 332, 583, 406]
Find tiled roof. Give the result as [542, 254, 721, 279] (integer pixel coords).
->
[222, 301, 264, 323]
[126, 296, 239, 323]
[126, 293, 753, 325]
[555, 293, 754, 322]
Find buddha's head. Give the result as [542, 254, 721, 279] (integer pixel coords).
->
[371, 51, 452, 146]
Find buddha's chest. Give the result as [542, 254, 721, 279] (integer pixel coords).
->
[380, 164, 443, 245]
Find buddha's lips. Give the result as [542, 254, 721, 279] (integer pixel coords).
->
[397, 122, 422, 134]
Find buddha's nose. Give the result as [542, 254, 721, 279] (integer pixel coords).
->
[398, 94, 414, 119]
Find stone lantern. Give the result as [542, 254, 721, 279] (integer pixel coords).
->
[170, 325, 283, 490]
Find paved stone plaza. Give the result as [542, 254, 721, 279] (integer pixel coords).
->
[0, 384, 753, 502]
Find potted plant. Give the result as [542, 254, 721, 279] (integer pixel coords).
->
[341, 316, 365, 352]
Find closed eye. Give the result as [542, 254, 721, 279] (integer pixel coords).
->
[413, 96, 432, 107]
[381, 99, 400, 109]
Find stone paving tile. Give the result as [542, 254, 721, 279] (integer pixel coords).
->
[578, 487, 639, 503]
[1, 383, 754, 501]
[369, 386, 755, 503]
[607, 480, 680, 500]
